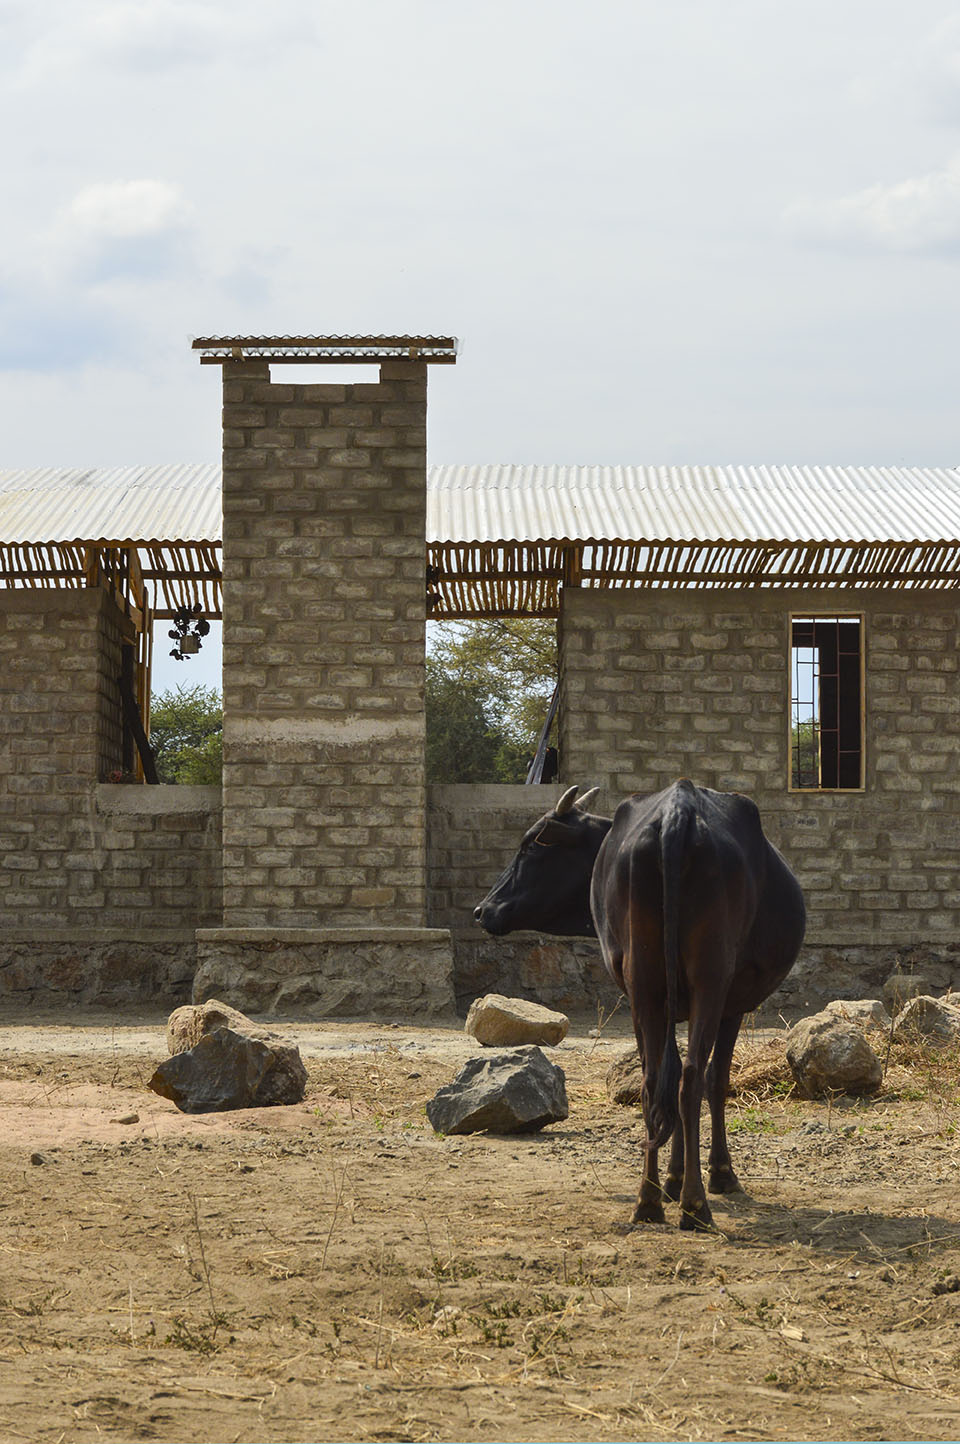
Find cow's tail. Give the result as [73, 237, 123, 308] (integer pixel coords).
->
[648, 792, 692, 1148]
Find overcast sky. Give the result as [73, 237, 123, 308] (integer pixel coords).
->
[4, 0, 960, 483]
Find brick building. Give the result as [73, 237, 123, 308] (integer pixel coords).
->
[2, 347, 960, 1016]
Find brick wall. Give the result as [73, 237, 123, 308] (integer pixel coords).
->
[559, 587, 960, 951]
[220, 359, 429, 928]
[426, 783, 617, 1014]
[0, 587, 222, 1001]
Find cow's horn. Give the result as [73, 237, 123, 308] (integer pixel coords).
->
[554, 785, 580, 816]
[575, 787, 600, 813]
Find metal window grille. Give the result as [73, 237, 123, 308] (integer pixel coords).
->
[790, 617, 862, 789]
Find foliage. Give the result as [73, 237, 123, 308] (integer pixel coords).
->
[149, 684, 223, 785]
[791, 718, 818, 788]
[425, 619, 557, 783]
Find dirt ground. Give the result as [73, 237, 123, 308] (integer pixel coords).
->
[2, 1009, 960, 1444]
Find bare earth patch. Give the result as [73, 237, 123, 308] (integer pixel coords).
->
[1, 1009, 960, 1442]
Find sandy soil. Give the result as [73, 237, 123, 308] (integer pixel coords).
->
[1, 1008, 960, 1443]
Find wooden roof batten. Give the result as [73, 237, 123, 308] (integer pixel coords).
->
[0, 539, 222, 621]
[425, 535, 960, 618]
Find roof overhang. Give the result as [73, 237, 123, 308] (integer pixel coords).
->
[4, 462, 960, 621]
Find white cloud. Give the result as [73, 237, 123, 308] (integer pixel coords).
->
[49, 179, 194, 285]
[784, 156, 960, 254]
[64, 179, 191, 241]
[12, 0, 319, 83]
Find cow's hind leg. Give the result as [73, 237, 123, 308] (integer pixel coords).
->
[632, 1012, 670, 1225]
[677, 998, 724, 1232]
[663, 1126, 684, 1202]
[707, 1013, 743, 1195]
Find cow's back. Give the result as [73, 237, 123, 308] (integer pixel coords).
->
[591, 780, 804, 1018]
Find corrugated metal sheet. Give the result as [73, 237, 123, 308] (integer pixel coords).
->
[426, 464, 960, 545]
[4, 461, 960, 548]
[0, 464, 221, 545]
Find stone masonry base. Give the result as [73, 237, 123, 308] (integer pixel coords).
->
[452, 937, 960, 1022]
[0, 940, 196, 1007]
[194, 928, 457, 1020]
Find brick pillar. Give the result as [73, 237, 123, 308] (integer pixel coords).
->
[197, 355, 453, 1020]
[219, 358, 429, 929]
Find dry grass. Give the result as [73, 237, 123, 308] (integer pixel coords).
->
[729, 1033, 794, 1100]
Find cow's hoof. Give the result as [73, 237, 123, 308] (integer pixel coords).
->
[678, 1200, 714, 1232]
[708, 1165, 742, 1195]
[631, 1200, 666, 1225]
[663, 1173, 683, 1202]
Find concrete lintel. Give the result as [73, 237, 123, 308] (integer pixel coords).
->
[96, 783, 222, 815]
[196, 926, 450, 945]
[229, 716, 421, 747]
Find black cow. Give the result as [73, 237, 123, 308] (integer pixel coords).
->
[474, 779, 805, 1230]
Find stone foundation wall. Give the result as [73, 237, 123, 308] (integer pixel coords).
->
[0, 941, 197, 1007]
[194, 927, 456, 1020]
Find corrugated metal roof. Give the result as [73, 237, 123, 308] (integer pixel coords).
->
[426, 464, 960, 545]
[3, 460, 960, 548]
[0, 464, 221, 545]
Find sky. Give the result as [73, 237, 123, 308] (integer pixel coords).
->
[4, 0, 960, 694]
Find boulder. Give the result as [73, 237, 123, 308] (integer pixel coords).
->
[426, 1046, 568, 1135]
[606, 1047, 644, 1105]
[786, 1013, 883, 1099]
[167, 998, 252, 1055]
[149, 1003, 307, 1113]
[823, 998, 889, 1028]
[882, 972, 934, 1018]
[464, 994, 569, 1047]
[892, 995, 960, 1047]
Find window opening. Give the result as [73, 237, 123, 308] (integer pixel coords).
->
[425, 618, 558, 783]
[790, 616, 862, 790]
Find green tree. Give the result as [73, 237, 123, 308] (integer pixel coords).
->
[425, 660, 503, 782]
[791, 718, 819, 788]
[426, 619, 557, 783]
[149, 683, 223, 784]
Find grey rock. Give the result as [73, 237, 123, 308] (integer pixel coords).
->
[148, 1025, 307, 1114]
[426, 1046, 568, 1135]
[823, 998, 889, 1027]
[786, 1014, 883, 1099]
[606, 1047, 644, 1106]
[892, 995, 960, 1047]
[464, 993, 569, 1047]
[882, 972, 934, 1018]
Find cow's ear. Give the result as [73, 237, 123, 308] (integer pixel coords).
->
[534, 818, 577, 847]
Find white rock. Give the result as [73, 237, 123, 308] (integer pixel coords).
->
[464, 993, 569, 1047]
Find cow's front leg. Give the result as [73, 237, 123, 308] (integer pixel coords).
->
[707, 1014, 742, 1195]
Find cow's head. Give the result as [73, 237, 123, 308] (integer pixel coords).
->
[473, 785, 611, 938]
